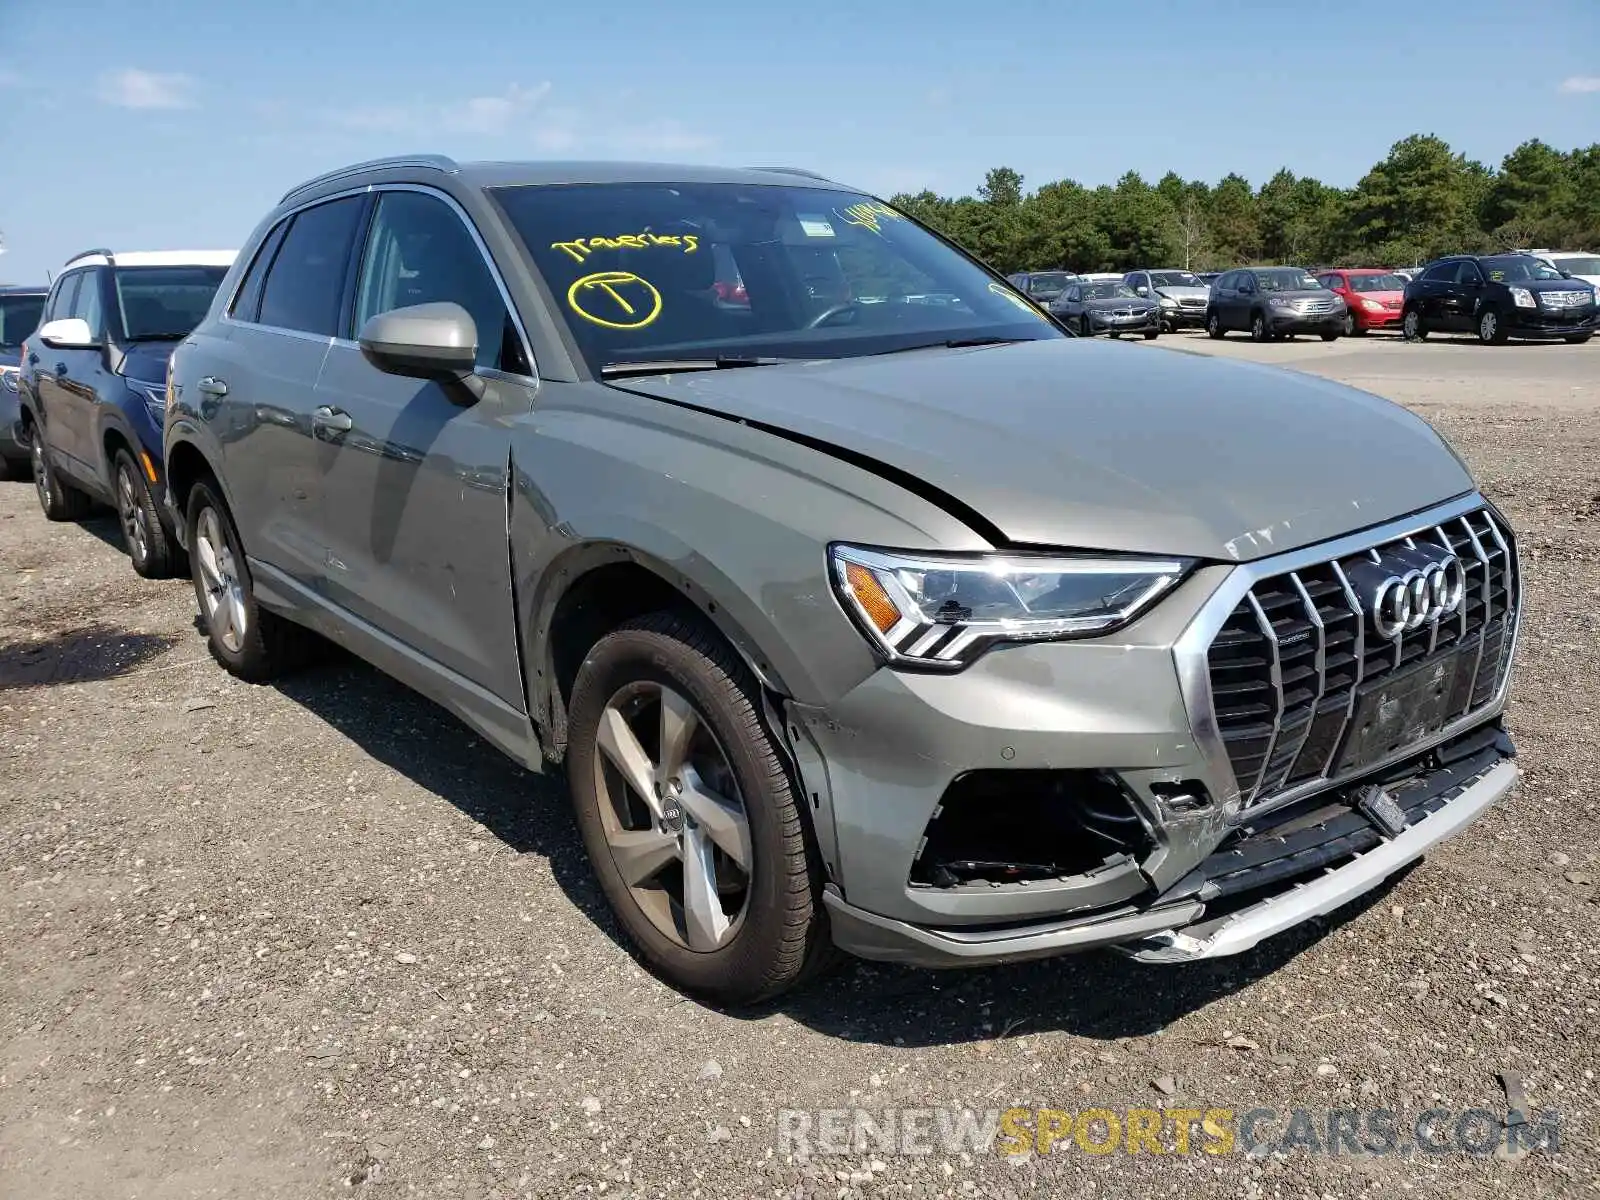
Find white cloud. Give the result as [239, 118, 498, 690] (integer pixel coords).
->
[332, 83, 554, 138]
[97, 68, 195, 110]
[1559, 75, 1600, 94]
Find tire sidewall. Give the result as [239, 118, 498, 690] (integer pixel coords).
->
[1478, 308, 1501, 344]
[114, 451, 159, 576]
[566, 622, 812, 999]
[1251, 312, 1268, 342]
[186, 482, 256, 668]
[1403, 307, 1425, 341]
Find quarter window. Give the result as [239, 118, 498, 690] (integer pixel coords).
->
[354, 190, 528, 374]
[69, 270, 104, 334]
[257, 196, 366, 337]
[230, 221, 290, 323]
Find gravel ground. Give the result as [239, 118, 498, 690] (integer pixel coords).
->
[2, 333, 1597, 1199]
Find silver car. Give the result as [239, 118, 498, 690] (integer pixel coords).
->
[163, 157, 1521, 1003]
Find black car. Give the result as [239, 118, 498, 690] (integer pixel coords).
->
[18, 249, 235, 576]
[1205, 266, 1346, 342]
[1006, 270, 1080, 307]
[1, 284, 48, 478]
[1401, 254, 1597, 345]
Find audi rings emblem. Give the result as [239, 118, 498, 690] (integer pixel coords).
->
[1370, 555, 1465, 639]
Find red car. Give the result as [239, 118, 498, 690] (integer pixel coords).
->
[1315, 268, 1408, 335]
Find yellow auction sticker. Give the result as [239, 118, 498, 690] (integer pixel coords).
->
[567, 271, 663, 330]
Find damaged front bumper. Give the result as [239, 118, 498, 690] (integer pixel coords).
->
[820, 731, 1517, 968]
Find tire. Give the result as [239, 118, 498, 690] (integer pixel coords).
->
[1476, 307, 1508, 345]
[566, 612, 836, 1005]
[1250, 311, 1270, 343]
[1078, 315, 1092, 338]
[1563, 334, 1592, 345]
[1342, 312, 1363, 337]
[186, 480, 314, 682]
[1206, 311, 1225, 339]
[113, 449, 178, 578]
[1320, 331, 1339, 342]
[30, 424, 93, 522]
[1401, 307, 1427, 342]
[1109, 331, 1121, 339]
[1143, 329, 1159, 340]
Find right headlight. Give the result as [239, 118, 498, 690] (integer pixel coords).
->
[0, 367, 18, 393]
[829, 544, 1193, 670]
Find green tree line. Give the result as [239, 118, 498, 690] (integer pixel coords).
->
[888, 135, 1600, 274]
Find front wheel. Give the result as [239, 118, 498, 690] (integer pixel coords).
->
[1342, 312, 1362, 337]
[1143, 329, 1159, 340]
[1250, 312, 1270, 343]
[1078, 315, 1092, 338]
[1401, 307, 1427, 342]
[187, 480, 315, 681]
[1564, 334, 1592, 345]
[113, 450, 178, 578]
[1477, 308, 1508, 345]
[1320, 331, 1340, 342]
[566, 612, 835, 1004]
[1206, 311, 1225, 339]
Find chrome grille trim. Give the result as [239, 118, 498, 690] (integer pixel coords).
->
[1173, 493, 1520, 822]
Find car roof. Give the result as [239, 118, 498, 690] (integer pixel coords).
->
[0, 284, 48, 296]
[62, 250, 238, 270]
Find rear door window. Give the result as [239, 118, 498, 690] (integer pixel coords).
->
[257, 196, 367, 337]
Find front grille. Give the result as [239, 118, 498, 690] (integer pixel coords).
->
[1179, 297, 1206, 308]
[1296, 298, 1337, 314]
[1205, 507, 1517, 809]
[1540, 290, 1593, 309]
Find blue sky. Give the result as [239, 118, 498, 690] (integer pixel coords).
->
[1, 0, 1596, 282]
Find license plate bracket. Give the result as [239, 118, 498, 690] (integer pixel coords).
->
[1334, 648, 1465, 775]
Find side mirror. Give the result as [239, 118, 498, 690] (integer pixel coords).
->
[1135, 286, 1149, 296]
[359, 302, 482, 398]
[37, 317, 98, 350]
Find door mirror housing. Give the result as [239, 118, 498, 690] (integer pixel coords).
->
[359, 302, 480, 392]
[37, 317, 99, 350]
[1134, 286, 1149, 296]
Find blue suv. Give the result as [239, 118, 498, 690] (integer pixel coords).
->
[20, 249, 234, 576]
[1, 284, 49, 478]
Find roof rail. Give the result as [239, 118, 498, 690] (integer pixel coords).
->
[65, 247, 115, 267]
[280, 154, 461, 203]
[746, 166, 834, 182]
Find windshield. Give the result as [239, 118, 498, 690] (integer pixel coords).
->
[1347, 273, 1408, 292]
[1024, 272, 1074, 294]
[1480, 255, 1564, 283]
[0, 295, 46, 349]
[1255, 269, 1321, 292]
[1547, 255, 1600, 276]
[1150, 271, 1202, 287]
[113, 266, 229, 340]
[491, 182, 1060, 370]
[1083, 283, 1138, 300]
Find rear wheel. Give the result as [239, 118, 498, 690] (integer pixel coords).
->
[187, 480, 315, 681]
[1476, 307, 1508, 345]
[113, 449, 177, 578]
[1206, 311, 1225, 339]
[1401, 307, 1427, 342]
[566, 612, 835, 1004]
[30, 425, 93, 522]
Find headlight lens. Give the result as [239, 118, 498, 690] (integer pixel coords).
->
[1509, 287, 1536, 309]
[0, 368, 17, 393]
[1158, 296, 1177, 308]
[1362, 298, 1383, 312]
[830, 545, 1193, 669]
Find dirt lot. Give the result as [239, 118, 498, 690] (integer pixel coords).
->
[2, 332, 1597, 1199]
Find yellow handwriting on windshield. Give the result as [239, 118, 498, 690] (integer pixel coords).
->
[552, 233, 700, 264]
[835, 201, 903, 235]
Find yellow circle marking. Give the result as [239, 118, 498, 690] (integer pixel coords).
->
[988, 281, 1044, 317]
[567, 271, 663, 330]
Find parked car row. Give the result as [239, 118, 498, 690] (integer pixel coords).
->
[3, 161, 1527, 1007]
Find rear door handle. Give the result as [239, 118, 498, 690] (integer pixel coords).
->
[313, 405, 353, 433]
[196, 376, 228, 397]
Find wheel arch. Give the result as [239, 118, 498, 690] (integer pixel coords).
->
[163, 434, 225, 536]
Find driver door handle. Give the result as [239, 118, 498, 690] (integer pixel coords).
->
[313, 405, 352, 433]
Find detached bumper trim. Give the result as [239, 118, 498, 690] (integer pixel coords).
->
[1122, 758, 1518, 963]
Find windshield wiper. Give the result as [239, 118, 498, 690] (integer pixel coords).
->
[124, 331, 190, 342]
[873, 335, 1036, 356]
[600, 356, 794, 378]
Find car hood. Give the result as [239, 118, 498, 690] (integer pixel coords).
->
[1350, 290, 1404, 304]
[616, 339, 1473, 561]
[116, 341, 179, 384]
[1267, 289, 1339, 302]
[1083, 297, 1154, 310]
[1523, 278, 1597, 295]
[1155, 285, 1210, 300]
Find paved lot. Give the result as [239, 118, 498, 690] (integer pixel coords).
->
[2, 331, 1597, 1199]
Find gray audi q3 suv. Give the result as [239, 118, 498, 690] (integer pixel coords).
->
[163, 156, 1521, 1003]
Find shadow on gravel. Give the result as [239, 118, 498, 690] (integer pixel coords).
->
[74, 510, 127, 555]
[0, 621, 180, 690]
[268, 654, 1410, 1045]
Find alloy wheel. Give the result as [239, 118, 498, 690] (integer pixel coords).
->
[1342, 312, 1356, 337]
[194, 506, 247, 652]
[30, 435, 48, 511]
[592, 680, 753, 952]
[1479, 311, 1497, 343]
[1403, 310, 1421, 340]
[116, 464, 148, 563]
